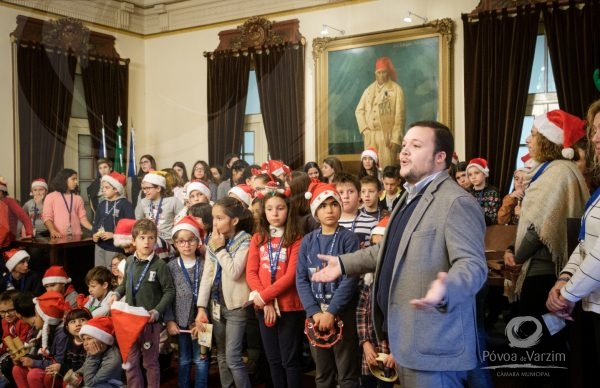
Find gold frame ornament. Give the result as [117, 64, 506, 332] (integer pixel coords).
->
[313, 19, 454, 169]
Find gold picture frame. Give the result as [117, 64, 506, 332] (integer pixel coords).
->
[313, 19, 454, 170]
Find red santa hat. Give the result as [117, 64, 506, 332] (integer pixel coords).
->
[101, 171, 126, 195]
[31, 178, 48, 191]
[172, 215, 204, 241]
[228, 184, 254, 207]
[0, 177, 7, 192]
[305, 180, 341, 218]
[79, 316, 115, 345]
[371, 216, 390, 237]
[533, 109, 587, 159]
[375, 57, 397, 82]
[113, 218, 136, 248]
[452, 152, 459, 166]
[262, 160, 291, 179]
[361, 147, 379, 166]
[256, 180, 291, 199]
[142, 171, 166, 189]
[186, 180, 211, 201]
[111, 301, 151, 369]
[3, 249, 29, 272]
[42, 265, 71, 285]
[35, 291, 70, 351]
[466, 158, 490, 178]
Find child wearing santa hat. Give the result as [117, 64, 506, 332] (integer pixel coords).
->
[12, 291, 71, 388]
[92, 171, 135, 268]
[228, 183, 255, 208]
[165, 216, 209, 388]
[295, 180, 361, 387]
[109, 219, 174, 388]
[22, 178, 49, 237]
[43, 265, 79, 308]
[0, 249, 44, 296]
[359, 147, 382, 180]
[135, 171, 184, 242]
[466, 157, 501, 225]
[175, 180, 213, 223]
[67, 316, 123, 387]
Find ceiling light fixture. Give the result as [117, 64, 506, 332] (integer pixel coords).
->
[321, 24, 345, 36]
[403, 11, 428, 24]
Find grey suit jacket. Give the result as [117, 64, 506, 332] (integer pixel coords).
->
[341, 171, 487, 371]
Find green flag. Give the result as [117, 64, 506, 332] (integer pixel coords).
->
[114, 117, 125, 174]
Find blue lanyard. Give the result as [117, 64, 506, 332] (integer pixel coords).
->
[179, 256, 199, 301]
[33, 203, 39, 224]
[151, 197, 163, 225]
[529, 161, 551, 186]
[315, 227, 340, 268]
[267, 236, 284, 284]
[61, 193, 73, 218]
[579, 186, 600, 241]
[129, 257, 153, 298]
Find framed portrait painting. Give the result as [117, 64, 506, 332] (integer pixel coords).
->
[313, 19, 454, 169]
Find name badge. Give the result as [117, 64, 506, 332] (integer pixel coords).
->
[211, 300, 221, 322]
[148, 271, 157, 282]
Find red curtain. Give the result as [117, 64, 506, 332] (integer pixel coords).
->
[17, 44, 76, 203]
[543, 0, 600, 118]
[462, 6, 540, 196]
[254, 43, 306, 170]
[81, 57, 129, 162]
[207, 52, 251, 166]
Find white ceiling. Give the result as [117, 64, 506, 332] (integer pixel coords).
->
[2, 0, 352, 35]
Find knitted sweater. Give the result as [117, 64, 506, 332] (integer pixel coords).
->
[246, 233, 303, 312]
[165, 255, 205, 327]
[296, 227, 360, 317]
[135, 196, 184, 241]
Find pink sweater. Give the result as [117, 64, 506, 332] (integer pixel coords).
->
[42, 191, 87, 235]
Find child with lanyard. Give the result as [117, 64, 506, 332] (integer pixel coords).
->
[246, 181, 305, 388]
[295, 180, 361, 388]
[22, 178, 49, 237]
[333, 173, 377, 248]
[195, 197, 254, 388]
[42, 169, 92, 238]
[91, 171, 135, 268]
[165, 216, 208, 388]
[108, 219, 175, 388]
[12, 291, 71, 388]
[83, 266, 116, 317]
[135, 171, 184, 243]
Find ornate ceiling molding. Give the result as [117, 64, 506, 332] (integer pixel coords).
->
[1, 0, 351, 36]
[214, 16, 303, 52]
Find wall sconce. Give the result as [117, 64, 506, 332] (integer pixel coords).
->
[321, 24, 345, 36]
[403, 11, 428, 23]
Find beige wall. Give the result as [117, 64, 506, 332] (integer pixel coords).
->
[0, 0, 478, 194]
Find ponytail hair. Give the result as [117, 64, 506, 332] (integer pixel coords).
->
[213, 197, 254, 235]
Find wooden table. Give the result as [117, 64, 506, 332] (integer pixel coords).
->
[11, 235, 95, 293]
[12, 235, 94, 266]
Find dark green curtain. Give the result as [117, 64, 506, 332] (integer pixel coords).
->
[254, 43, 306, 170]
[17, 44, 76, 203]
[462, 5, 540, 196]
[206, 52, 251, 166]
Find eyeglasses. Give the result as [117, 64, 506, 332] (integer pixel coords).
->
[0, 309, 16, 316]
[175, 239, 199, 247]
[141, 186, 156, 191]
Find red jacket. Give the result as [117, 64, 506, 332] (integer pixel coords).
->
[2, 197, 33, 239]
[1, 318, 33, 355]
[246, 234, 303, 312]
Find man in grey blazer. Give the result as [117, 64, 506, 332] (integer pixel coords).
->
[313, 121, 487, 388]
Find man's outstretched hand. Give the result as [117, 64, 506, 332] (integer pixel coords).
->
[410, 272, 448, 309]
[311, 254, 343, 282]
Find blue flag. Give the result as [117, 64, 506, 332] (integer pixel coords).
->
[127, 126, 136, 178]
